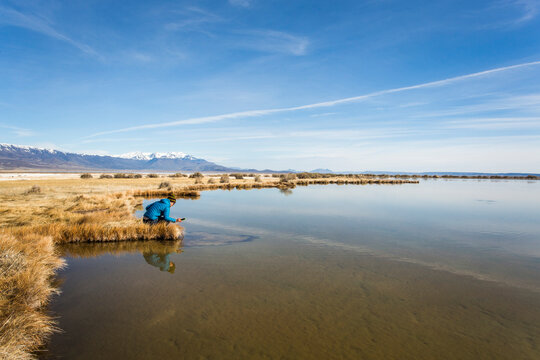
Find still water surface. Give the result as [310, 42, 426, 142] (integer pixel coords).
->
[46, 180, 540, 359]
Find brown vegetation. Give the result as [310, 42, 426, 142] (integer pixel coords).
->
[0, 232, 65, 360]
[189, 172, 204, 178]
[158, 181, 172, 190]
[23, 185, 41, 195]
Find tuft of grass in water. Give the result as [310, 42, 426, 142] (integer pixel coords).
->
[80, 173, 93, 179]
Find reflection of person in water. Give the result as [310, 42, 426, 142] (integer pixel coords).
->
[143, 252, 176, 274]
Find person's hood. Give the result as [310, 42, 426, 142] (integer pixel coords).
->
[160, 198, 171, 206]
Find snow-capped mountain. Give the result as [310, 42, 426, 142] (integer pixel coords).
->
[118, 151, 196, 161]
[0, 143, 59, 154]
[0, 144, 231, 171]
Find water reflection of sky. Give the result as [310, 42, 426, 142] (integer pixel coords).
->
[148, 180, 540, 256]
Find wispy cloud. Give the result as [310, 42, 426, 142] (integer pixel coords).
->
[86, 60, 540, 138]
[412, 93, 540, 118]
[0, 5, 99, 57]
[164, 7, 223, 33]
[0, 124, 36, 137]
[444, 116, 540, 129]
[229, 0, 253, 8]
[511, 0, 539, 23]
[476, 0, 540, 28]
[232, 30, 309, 55]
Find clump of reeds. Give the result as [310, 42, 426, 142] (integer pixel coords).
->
[131, 189, 200, 199]
[231, 173, 244, 179]
[195, 178, 203, 184]
[207, 178, 216, 184]
[0, 232, 65, 360]
[168, 173, 187, 178]
[23, 185, 41, 195]
[22, 222, 182, 243]
[158, 181, 171, 190]
[255, 175, 262, 182]
[99, 174, 113, 179]
[189, 172, 203, 178]
[80, 173, 93, 179]
[220, 174, 230, 183]
[147, 173, 159, 178]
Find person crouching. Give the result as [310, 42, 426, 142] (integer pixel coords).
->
[143, 194, 183, 224]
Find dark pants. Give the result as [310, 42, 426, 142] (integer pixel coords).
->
[143, 216, 171, 225]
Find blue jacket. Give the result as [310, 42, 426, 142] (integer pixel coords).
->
[143, 199, 176, 222]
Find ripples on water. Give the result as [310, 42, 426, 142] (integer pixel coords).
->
[45, 180, 540, 359]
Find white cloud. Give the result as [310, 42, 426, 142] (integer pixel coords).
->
[0, 124, 36, 137]
[229, 0, 252, 8]
[0, 5, 99, 57]
[164, 6, 222, 33]
[511, 0, 539, 23]
[232, 30, 309, 55]
[86, 60, 540, 138]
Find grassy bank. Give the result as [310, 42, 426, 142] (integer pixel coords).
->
[0, 173, 418, 359]
[0, 233, 65, 360]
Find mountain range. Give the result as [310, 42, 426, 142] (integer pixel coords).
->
[0, 144, 232, 172]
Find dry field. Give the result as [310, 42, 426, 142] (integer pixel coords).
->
[0, 173, 418, 359]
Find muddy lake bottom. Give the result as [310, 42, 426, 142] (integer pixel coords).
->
[43, 181, 540, 359]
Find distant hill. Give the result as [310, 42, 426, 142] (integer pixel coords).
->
[310, 168, 333, 173]
[0, 144, 233, 172]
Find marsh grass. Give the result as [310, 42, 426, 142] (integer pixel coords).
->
[0, 233, 65, 360]
[158, 181, 172, 190]
[189, 172, 203, 179]
[23, 185, 41, 195]
[220, 174, 230, 183]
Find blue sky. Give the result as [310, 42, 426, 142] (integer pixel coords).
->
[1, 0, 539, 172]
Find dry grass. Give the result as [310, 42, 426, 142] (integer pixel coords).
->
[0, 232, 65, 360]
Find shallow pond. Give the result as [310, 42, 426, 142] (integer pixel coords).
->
[44, 180, 540, 359]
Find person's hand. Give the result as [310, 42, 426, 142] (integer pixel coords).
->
[176, 218, 183, 223]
